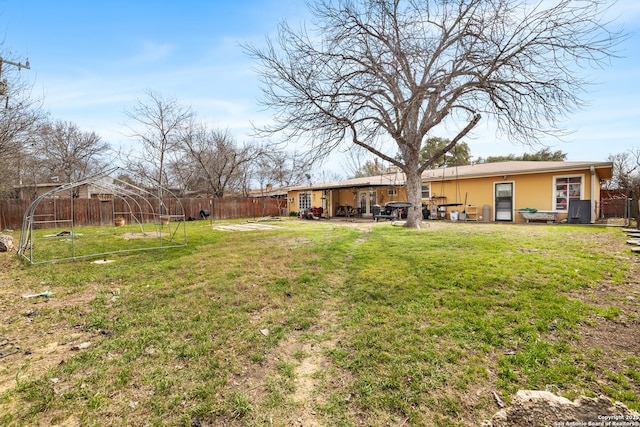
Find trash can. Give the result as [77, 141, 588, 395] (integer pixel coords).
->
[450, 210, 459, 221]
[422, 205, 430, 219]
[200, 209, 210, 219]
[482, 205, 491, 222]
[372, 204, 381, 217]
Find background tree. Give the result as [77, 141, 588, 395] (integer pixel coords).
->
[415, 137, 471, 167]
[342, 145, 381, 179]
[253, 149, 315, 192]
[631, 148, 640, 229]
[608, 149, 640, 229]
[0, 54, 44, 197]
[181, 125, 264, 198]
[478, 148, 568, 164]
[165, 152, 198, 197]
[124, 89, 194, 192]
[247, 0, 623, 228]
[607, 150, 640, 193]
[395, 137, 471, 168]
[352, 159, 387, 178]
[31, 120, 110, 185]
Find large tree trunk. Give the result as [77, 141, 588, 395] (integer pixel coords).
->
[404, 166, 423, 229]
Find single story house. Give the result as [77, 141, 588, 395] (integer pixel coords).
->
[288, 169, 408, 218]
[287, 161, 613, 223]
[12, 182, 93, 199]
[246, 185, 290, 217]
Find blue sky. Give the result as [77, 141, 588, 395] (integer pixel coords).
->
[1, 0, 639, 179]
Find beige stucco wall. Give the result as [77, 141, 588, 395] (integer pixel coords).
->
[288, 165, 609, 222]
[288, 186, 409, 217]
[424, 167, 603, 222]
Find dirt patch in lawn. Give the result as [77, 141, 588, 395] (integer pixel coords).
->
[213, 223, 281, 232]
[0, 280, 100, 395]
[565, 229, 640, 392]
[121, 231, 162, 239]
[570, 280, 640, 383]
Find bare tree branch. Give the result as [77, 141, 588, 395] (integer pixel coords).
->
[123, 89, 194, 192]
[181, 124, 265, 198]
[0, 53, 44, 196]
[31, 120, 110, 186]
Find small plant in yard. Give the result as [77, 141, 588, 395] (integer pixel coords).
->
[228, 391, 253, 419]
[0, 220, 638, 426]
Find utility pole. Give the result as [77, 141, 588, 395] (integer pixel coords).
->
[0, 57, 30, 103]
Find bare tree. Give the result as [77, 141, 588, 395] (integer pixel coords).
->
[633, 148, 640, 229]
[611, 148, 640, 229]
[0, 55, 44, 196]
[166, 153, 200, 197]
[0, 59, 41, 156]
[31, 120, 110, 185]
[258, 148, 312, 187]
[181, 125, 264, 198]
[341, 145, 380, 179]
[124, 89, 194, 192]
[246, 0, 624, 228]
[607, 151, 640, 193]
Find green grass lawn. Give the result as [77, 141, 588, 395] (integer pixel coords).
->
[18, 220, 186, 264]
[0, 219, 638, 426]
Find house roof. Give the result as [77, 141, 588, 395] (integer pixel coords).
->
[291, 170, 406, 191]
[246, 185, 290, 197]
[421, 161, 614, 181]
[291, 161, 613, 191]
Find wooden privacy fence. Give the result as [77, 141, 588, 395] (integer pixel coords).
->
[600, 197, 628, 218]
[0, 197, 287, 230]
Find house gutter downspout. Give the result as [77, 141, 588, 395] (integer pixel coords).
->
[590, 166, 596, 223]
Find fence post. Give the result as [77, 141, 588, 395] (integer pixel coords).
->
[631, 186, 640, 230]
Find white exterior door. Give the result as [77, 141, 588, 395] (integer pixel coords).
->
[358, 190, 377, 216]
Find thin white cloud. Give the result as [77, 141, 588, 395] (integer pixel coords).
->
[126, 39, 176, 65]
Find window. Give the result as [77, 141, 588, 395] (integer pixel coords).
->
[421, 184, 431, 199]
[555, 176, 582, 211]
[298, 192, 312, 211]
[387, 188, 397, 196]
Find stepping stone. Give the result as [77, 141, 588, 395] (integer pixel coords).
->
[632, 247, 640, 253]
[627, 239, 640, 245]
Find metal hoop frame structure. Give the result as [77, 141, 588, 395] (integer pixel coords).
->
[18, 171, 187, 264]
